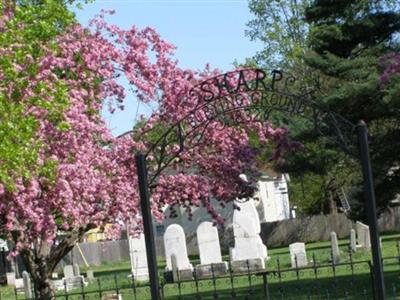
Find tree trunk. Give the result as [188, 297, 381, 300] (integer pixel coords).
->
[33, 276, 56, 300]
[20, 250, 56, 300]
[17, 226, 96, 300]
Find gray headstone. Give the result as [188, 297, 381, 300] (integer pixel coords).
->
[73, 264, 80, 276]
[289, 242, 307, 268]
[330, 232, 340, 264]
[22, 271, 33, 299]
[350, 229, 357, 252]
[63, 265, 74, 278]
[86, 270, 94, 281]
[356, 221, 371, 249]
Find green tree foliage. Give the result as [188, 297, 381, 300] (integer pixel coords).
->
[246, 0, 400, 218]
[303, 0, 400, 219]
[246, 0, 310, 69]
[0, 1, 77, 190]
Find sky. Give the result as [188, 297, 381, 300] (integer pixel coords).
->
[74, 0, 262, 136]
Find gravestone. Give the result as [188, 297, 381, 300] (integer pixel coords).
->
[350, 229, 357, 252]
[195, 221, 227, 278]
[73, 264, 80, 276]
[15, 278, 24, 290]
[63, 265, 74, 278]
[356, 221, 371, 249]
[230, 197, 268, 272]
[129, 233, 149, 281]
[86, 270, 95, 281]
[22, 271, 33, 299]
[289, 242, 307, 268]
[164, 224, 193, 281]
[330, 232, 340, 264]
[63, 264, 86, 291]
[6, 272, 15, 286]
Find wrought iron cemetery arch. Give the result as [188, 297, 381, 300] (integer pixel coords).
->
[133, 68, 385, 300]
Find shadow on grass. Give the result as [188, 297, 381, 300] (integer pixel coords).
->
[159, 271, 398, 299]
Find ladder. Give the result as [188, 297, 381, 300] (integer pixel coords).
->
[337, 188, 351, 212]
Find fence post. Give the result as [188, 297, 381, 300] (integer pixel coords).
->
[262, 273, 270, 300]
[348, 246, 355, 284]
[357, 121, 386, 300]
[396, 241, 400, 269]
[294, 254, 299, 281]
[64, 279, 69, 300]
[246, 259, 253, 296]
[368, 261, 376, 300]
[130, 272, 137, 300]
[135, 153, 160, 300]
[228, 261, 236, 299]
[330, 249, 337, 299]
[277, 256, 283, 297]
[114, 273, 119, 296]
[193, 267, 200, 300]
[211, 263, 217, 299]
[80, 276, 86, 299]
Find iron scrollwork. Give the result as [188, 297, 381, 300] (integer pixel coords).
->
[141, 68, 357, 185]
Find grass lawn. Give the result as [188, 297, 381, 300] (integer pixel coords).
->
[1, 232, 400, 299]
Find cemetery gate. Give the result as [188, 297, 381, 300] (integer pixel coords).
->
[132, 68, 386, 300]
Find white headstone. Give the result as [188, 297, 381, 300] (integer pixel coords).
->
[0, 239, 8, 251]
[350, 229, 357, 252]
[164, 224, 193, 271]
[356, 221, 371, 249]
[289, 242, 307, 268]
[6, 272, 16, 286]
[258, 180, 279, 222]
[197, 221, 223, 265]
[230, 198, 268, 262]
[330, 232, 340, 264]
[63, 265, 74, 278]
[15, 278, 24, 289]
[22, 271, 33, 299]
[129, 233, 149, 281]
[257, 174, 291, 223]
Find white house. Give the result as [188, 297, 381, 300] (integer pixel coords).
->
[155, 171, 292, 238]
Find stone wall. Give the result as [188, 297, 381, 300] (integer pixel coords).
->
[256, 207, 400, 248]
[258, 213, 353, 248]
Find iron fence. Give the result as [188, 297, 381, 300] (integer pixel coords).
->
[4, 243, 400, 299]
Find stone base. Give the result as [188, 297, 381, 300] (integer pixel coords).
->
[195, 262, 228, 278]
[172, 269, 193, 282]
[128, 271, 149, 282]
[52, 279, 65, 291]
[63, 275, 87, 291]
[230, 258, 265, 273]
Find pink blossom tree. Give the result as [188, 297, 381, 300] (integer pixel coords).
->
[0, 8, 295, 298]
